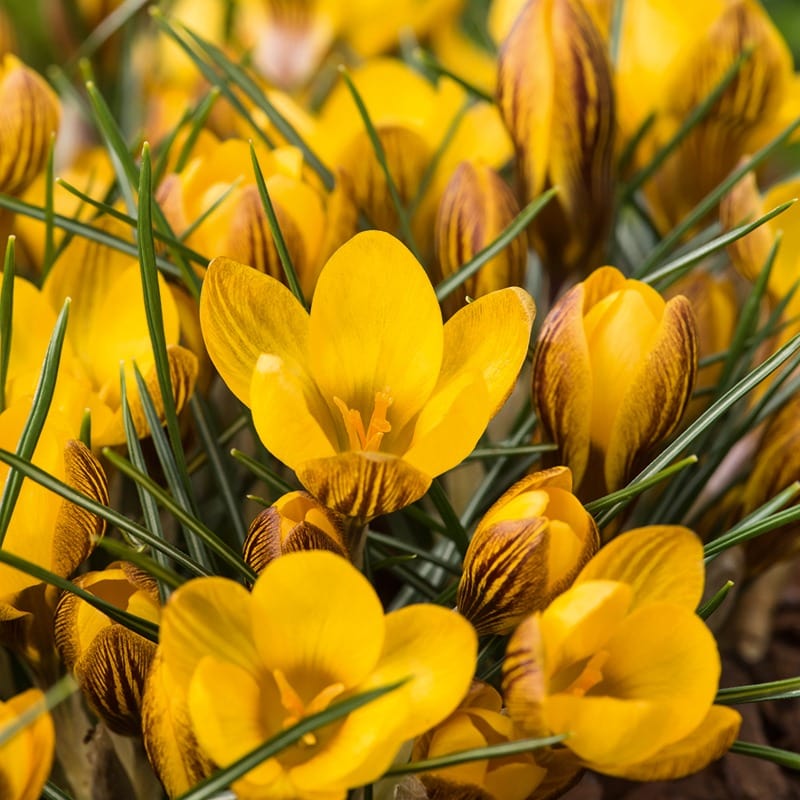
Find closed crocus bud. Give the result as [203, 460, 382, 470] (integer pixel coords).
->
[533, 266, 697, 501]
[497, 0, 615, 285]
[435, 161, 527, 316]
[243, 490, 349, 573]
[0, 689, 55, 800]
[54, 562, 160, 736]
[457, 467, 599, 636]
[0, 55, 59, 197]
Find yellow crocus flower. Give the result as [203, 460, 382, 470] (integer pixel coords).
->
[503, 526, 742, 780]
[532, 265, 696, 501]
[142, 550, 477, 798]
[0, 689, 55, 800]
[200, 230, 534, 520]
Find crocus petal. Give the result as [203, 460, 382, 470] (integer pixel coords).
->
[199, 256, 311, 405]
[292, 604, 478, 790]
[159, 577, 261, 687]
[250, 353, 337, 470]
[188, 657, 283, 787]
[604, 294, 696, 491]
[297, 452, 431, 520]
[546, 602, 720, 766]
[573, 526, 705, 610]
[250, 551, 385, 689]
[597, 705, 741, 781]
[439, 287, 535, 417]
[400, 370, 490, 479]
[532, 282, 593, 487]
[308, 231, 444, 434]
[141, 652, 215, 798]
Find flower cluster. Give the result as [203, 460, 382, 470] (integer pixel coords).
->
[0, 1, 798, 799]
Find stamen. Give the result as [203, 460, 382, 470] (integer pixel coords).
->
[333, 391, 393, 452]
[568, 650, 608, 697]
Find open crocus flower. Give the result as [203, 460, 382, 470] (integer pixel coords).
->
[200, 230, 535, 520]
[143, 550, 477, 798]
[0, 688, 55, 800]
[503, 526, 742, 780]
[532, 265, 696, 501]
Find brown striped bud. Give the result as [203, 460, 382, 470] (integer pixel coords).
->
[54, 562, 160, 736]
[0, 55, 59, 196]
[434, 161, 527, 316]
[533, 266, 697, 501]
[243, 491, 349, 574]
[497, 0, 615, 284]
[457, 467, 599, 636]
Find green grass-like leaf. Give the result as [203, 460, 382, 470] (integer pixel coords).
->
[0, 237, 16, 414]
[718, 677, 800, 705]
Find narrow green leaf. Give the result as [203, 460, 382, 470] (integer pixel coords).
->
[175, 680, 407, 800]
[410, 48, 494, 103]
[0, 236, 15, 413]
[43, 784, 77, 800]
[0, 448, 211, 578]
[367, 530, 462, 575]
[187, 413, 249, 474]
[337, 65, 422, 260]
[0, 549, 159, 641]
[436, 187, 558, 302]
[585, 455, 698, 514]
[718, 676, 800, 705]
[102, 448, 257, 582]
[250, 143, 306, 307]
[729, 741, 800, 770]
[173, 88, 221, 174]
[0, 673, 77, 748]
[704, 500, 800, 561]
[65, 0, 149, 68]
[385, 735, 567, 777]
[0, 300, 69, 547]
[466, 444, 557, 460]
[96, 537, 186, 591]
[697, 580, 734, 620]
[42, 135, 56, 278]
[190, 394, 247, 547]
[427, 479, 469, 555]
[230, 448, 295, 495]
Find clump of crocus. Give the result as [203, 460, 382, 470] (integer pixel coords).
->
[0, 404, 107, 672]
[434, 161, 527, 317]
[497, 0, 615, 286]
[0, 54, 60, 197]
[243, 490, 349, 572]
[532, 265, 697, 501]
[54, 562, 160, 736]
[201, 230, 534, 521]
[457, 467, 599, 635]
[142, 550, 477, 798]
[503, 526, 742, 780]
[0, 688, 55, 800]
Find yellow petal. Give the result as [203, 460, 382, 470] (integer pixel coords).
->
[599, 705, 741, 781]
[159, 576, 261, 688]
[250, 353, 337, 471]
[574, 525, 705, 610]
[250, 551, 384, 688]
[199, 256, 311, 405]
[439, 286, 535, 417]
[308, 231, 444, 435]
[297, 451, 431, 519]
[604, 294, 696, 491]
[141, 652, 215, 798]
[292, 603, 477, 790]
[532, 283, 593, 487]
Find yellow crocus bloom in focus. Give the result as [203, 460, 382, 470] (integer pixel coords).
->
[200, 230, 535, 521]
[0, 689, 55, 800]
[142, 550, 477, 798]
[503, 527, 742, 780]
